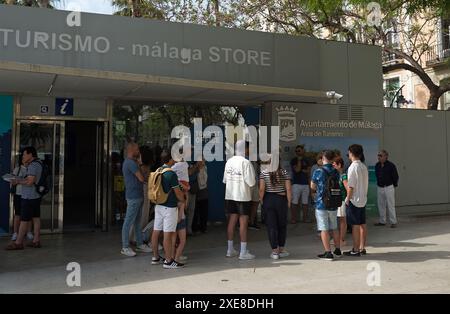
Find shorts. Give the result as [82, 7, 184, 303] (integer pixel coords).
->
[21, 198, 41, 222]
[337, 201, 346, 217]
[251, 184, 260, 202]
[292, 184, 310, 205]
[226, 200, 251, 216]
[176, 218, 187, 231]
[154, 205, 178, 233]
[315, 209, 338, 231]
[13, 194, 22, 216]
[346, 202, 366, 225]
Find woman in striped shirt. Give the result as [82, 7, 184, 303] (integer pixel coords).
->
[259, 155, 292, 260]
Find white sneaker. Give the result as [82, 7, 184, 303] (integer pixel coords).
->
[279, 251, 290, 258]
[11, 233, 17, 242]
[179, 255, 188, 261]
[226, 249, 238, 258]
[270, 252, 280, 260]
[121, 247, 137, 257]
[239, 250, 255, 260]
[136, 244, 153, 253]
[26, 232, 34, 241]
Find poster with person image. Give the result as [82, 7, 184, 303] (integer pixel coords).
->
[299, 136, 379, 216]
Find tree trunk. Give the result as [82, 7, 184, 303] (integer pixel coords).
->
[127, 0, 141, 18]
[213, 0, 220, 26]
[383, 62, 444, 110]
[428, 87, 449, 110]
[428, 91, 440, 110]
[38, 0, 49, 7]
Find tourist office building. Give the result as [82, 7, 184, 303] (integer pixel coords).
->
[0, 4, 449, 235]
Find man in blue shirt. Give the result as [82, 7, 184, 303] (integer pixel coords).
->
[311, 150, 341, 261]
[121, 143, 152, 257]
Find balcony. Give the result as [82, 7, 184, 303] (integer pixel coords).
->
[382, 51, 404, 66]
[425, 43, 450, 67]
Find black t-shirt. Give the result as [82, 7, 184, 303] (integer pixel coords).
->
[290, 157, 308, 185]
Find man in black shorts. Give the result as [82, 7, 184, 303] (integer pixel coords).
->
[223, 140, 256, 260]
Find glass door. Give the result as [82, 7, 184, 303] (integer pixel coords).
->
[15, 120, 64, 233]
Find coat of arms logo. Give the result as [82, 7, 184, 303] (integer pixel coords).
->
[277, 106, 298, 142]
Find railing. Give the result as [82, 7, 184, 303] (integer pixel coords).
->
[382, 51, 403, 65]
[425, 43, 450, 65]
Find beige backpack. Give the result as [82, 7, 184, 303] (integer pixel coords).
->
[148, 167, 173, 205]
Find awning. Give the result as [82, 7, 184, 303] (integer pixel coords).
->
[0, 61, 336, 105]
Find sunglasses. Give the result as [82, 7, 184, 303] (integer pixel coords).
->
[377, 154, 383, 157]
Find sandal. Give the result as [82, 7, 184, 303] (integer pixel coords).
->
[5, 242, 24, 251]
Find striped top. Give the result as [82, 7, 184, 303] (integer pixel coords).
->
[260, 168, 290, 193]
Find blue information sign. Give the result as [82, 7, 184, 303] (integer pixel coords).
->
[55, 98, 74, 116]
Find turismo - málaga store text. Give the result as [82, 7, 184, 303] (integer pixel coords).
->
[0, 29, 272, 67]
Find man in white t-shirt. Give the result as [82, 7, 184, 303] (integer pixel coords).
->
[223, 140, 256, 260]
[344, 144, 369, 257]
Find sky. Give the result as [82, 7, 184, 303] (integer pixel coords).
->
[55, 0, 115, 15]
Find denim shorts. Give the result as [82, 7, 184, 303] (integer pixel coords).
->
[315, 209, 338, 231]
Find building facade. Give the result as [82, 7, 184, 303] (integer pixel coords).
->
[1, 5, 449, 236]
[383, 15, 450, 109]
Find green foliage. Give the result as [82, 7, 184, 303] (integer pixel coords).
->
[0, 0, 59, 7]
[112, 0, 165, 18]
[113, 104, 244, 148]
[111, 0, 241, 26]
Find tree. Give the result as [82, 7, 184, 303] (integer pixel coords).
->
[0, 0, 59, 8]
[112, 0, 165, 18]
[236, 0, 450, 110]
[113, 103, 244, 149]
[112, 0, 241, 27]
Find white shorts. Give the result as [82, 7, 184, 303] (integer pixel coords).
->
[337, 201, 346, 217]
[292, 184, 310, 205]
[154, 205, 178, 233]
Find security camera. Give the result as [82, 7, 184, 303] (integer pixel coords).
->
[326, 91, 344, 100]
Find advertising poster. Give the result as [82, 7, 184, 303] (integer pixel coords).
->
[298, 136, 379, 216]
[276, 104, 382, 217]
[0, 95, 13, 234]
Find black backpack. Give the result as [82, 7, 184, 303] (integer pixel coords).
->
[321, 167, 342, 209]
[31, 160, 50, 197]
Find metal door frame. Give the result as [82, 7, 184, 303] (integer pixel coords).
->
[13, 119, 109, 233]
[95, 121, 109, 231]
[13, 120, 65, 233]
